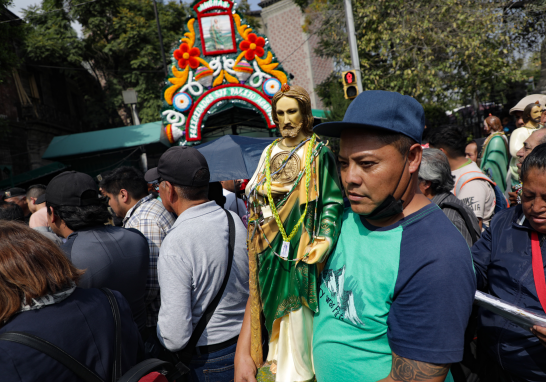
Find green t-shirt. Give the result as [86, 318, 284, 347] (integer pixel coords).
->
[313, 204, 476, 381]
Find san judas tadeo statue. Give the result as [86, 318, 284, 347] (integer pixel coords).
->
[245, 84, 344, 381]
[508, 101, 543, 191]
[480, 114, 508, 193]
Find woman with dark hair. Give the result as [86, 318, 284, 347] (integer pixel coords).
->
[0, 221, 143, 381]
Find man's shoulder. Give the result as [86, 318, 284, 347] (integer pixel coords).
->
[73, 225, 147, 244]
[401, 204, 470, 256]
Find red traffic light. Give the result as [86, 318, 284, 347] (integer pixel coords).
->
[344, 72, 355, 84]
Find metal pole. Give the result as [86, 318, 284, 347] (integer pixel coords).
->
[132, 104, 141, 125]
[343, 0, 363, 93]
[152, 0, 169, 77]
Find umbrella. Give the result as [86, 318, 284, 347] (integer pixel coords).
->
[196, 135, 275, 182]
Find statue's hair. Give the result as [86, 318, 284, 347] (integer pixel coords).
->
[484, 115, 502, 132]
[271, 85, 314, 136]
[523, 102, 542, 124]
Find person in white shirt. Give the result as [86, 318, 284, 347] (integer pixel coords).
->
[429, 124, 495, 229]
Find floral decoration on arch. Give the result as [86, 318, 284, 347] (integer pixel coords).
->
[174, 43, 201, 69]
[240, 34, 265, 61]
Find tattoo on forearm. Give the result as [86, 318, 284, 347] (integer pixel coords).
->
[389, 353, 450, 382]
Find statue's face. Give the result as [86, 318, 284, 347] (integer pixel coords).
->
[276, 96, 303, 138]
[531, 105, 542, 122]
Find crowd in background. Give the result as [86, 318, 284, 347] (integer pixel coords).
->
[1, 91, 546, 382]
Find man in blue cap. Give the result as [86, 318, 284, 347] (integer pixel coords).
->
[311, 91, 476, 382]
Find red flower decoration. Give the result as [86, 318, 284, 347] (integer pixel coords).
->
[173, 43, 201, 69]
[239, 33, 265, 61]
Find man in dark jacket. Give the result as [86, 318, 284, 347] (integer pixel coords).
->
[472, 143, 546, 381]
[44, 171, 149, 331]
[419, 148, 481, 247]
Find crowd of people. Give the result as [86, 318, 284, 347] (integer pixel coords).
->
[0, 90, 546, 382]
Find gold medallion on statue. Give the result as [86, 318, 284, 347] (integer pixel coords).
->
[270, 151, 300, 183]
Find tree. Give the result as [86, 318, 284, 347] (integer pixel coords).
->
[316, 73, 350, 122]
[0, 0, 26, 83]
[308, 0, 525, 108]
[503, 0, 546, 93]
[24, 0, 190, 129]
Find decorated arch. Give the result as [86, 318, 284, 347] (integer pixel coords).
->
[161, 0, 289, 145]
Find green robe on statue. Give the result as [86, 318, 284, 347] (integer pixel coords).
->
[246, 138, 344, 381]
[480, 133, 508, 193]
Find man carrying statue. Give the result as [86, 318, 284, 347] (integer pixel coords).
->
[234, 84, 344, 382]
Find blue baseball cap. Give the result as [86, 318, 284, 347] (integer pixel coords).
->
[314, 90, 425, 144]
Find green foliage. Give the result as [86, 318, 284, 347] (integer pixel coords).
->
[23, 0, 190, 129]
[236, 0, 262, 31]
[309, 0, 525, 107]
[24, 0, 83, 65]
[0, 0, 26, 83]
[316, 73, 350, 122]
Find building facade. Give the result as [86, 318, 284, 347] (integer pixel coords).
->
[258, 0, 333, 109]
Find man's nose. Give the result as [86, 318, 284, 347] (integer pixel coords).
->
[343, 163, 362, 186]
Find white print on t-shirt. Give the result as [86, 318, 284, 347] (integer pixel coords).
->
[320, 265, 364, 326]
[461, 196, 481, 212]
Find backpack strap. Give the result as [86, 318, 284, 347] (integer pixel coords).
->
[438, 201, 480, 244]
[0, 331, 104, 382]
[454, 171, 496, 196]
[100, 288, 122, 382]
[176, 208, 236, 364]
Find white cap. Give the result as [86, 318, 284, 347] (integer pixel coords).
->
[509, 94, 546, 115]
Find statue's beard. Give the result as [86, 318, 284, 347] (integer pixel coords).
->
[280, 122, 303, 138]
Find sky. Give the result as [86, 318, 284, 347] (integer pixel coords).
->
[9, 0, 260, 38]
[8, 0, 261, 19]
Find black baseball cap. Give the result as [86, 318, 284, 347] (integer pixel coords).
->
[2, 188, 26, 200]
[145, 146, 210, 187]
[37, 171, 100, 206]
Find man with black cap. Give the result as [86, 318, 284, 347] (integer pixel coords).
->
[309, 91, 476, 382]
[3, 187, 31, 223]
[145, 146, 249, 381]
[44, 171, 149, 332]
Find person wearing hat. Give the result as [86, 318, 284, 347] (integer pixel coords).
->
[44, 171, 149, 332]
[3, 187, 31, 223]
[507, 95, 546, 193]
[145, 146, 249, 381]
[309, 91, 475, 382]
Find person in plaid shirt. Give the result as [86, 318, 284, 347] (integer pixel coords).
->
[100, 167, 176, 336]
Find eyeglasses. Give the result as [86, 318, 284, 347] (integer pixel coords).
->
[151, 178, 164, 192]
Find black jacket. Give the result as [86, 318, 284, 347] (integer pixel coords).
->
[0, 288, 143, 381]
[62, 225, 149, 331]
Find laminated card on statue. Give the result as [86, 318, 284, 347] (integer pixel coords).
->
[474, 291, 546, 330]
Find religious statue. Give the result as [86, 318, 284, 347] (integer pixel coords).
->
[508, 101, 543, 191]
[479, 114, 508, 192]
[245, 84, 344, 381]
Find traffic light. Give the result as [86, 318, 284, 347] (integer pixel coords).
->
[342, 70, 359, 100]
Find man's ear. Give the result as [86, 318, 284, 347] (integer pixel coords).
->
[119, 189, 129, 203]
[164, 181, 177, 204]
[48, 206, 57, 224]
[30, 197, 36, 206]
[408, 143, 423, 174]
[422, 180, 432, 192]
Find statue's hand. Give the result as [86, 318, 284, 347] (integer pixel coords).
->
[302, 236, 332, 264]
